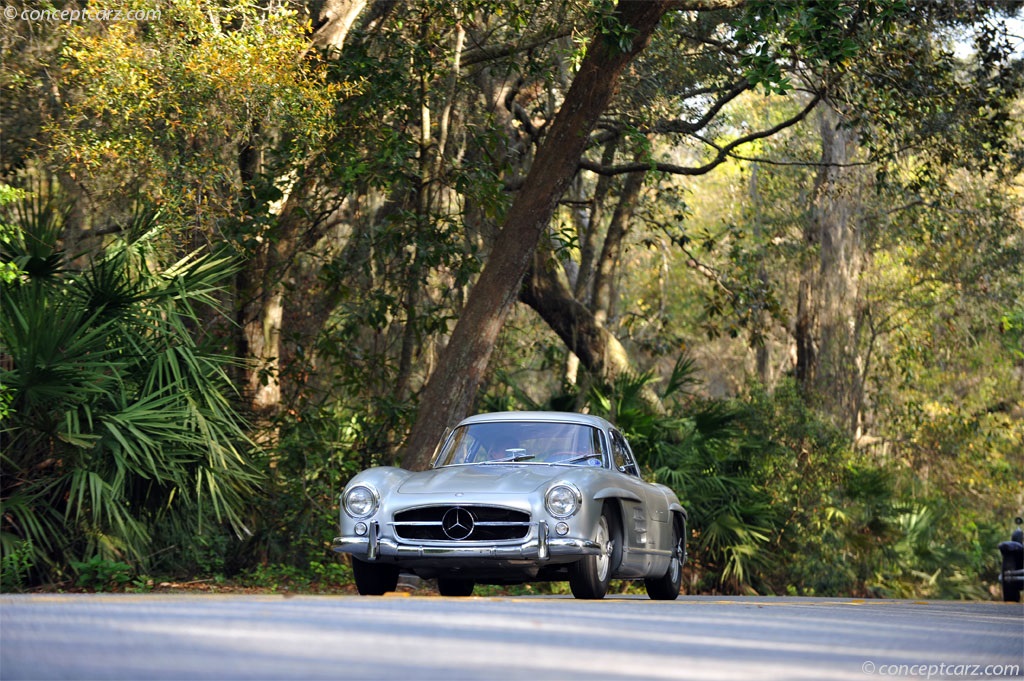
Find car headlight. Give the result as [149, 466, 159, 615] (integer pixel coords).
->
[343, 484, 379, 519]
[545, 483, 581, 518]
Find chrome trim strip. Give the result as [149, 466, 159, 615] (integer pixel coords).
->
[538, 521, 549, 561]
[391, 521, 531, 527]
[471, 522, 532, 526]
[621, 545, 674, 558]
[367, 521, 379, 560]
[332, 526, 598, 561]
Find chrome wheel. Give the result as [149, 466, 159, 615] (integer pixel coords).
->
[594, 514, 611, 582]
[569, 505, 620, 600]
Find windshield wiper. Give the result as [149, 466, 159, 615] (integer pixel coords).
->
[486, 453, 535, 463]
[562, 454, 603, 465]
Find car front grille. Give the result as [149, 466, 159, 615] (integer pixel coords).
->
[393, 505, 531, 542]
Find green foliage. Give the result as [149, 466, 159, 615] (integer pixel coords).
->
[0, 185, 27, 286]
[238, 560, 352, 592]
[582, 359, 775, 591]
[642, 7, 1022, 597]
[0, 184, 26, 424]
[577, 366, 1011, 598]
[735, 0, 906, 94]
[845, 10, 1023, 177]
[589, 0, 639, 54]
[0, 540, 35, 592]
[71, 555, 133, 592]
[240, 402, 375, 569]
[1001, 305, 1024, 362]
[48, 0, 342, 239]
[0, 193, 260, 583]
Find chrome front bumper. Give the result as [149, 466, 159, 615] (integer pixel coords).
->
[332, 521, 602, 562]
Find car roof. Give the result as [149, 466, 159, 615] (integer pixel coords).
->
[457, 411, 614, 430]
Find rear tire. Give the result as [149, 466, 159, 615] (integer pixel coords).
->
[352, 558, 400, 596]
[645, 519, 684, 601]
[1002, 553, 1022, 603]
[437, 578, 475, 597]
[569, 505, 619, 600]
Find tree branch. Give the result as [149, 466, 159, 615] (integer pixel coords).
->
[461, 28, 574, 68]
[580, 93, 822, 177]
[652, 79, 750, 135]
[588, 80, 749, 148]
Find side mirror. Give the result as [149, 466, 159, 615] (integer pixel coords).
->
[1015, 517, 1023, 526]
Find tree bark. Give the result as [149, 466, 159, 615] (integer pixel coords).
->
[591, 169, 645, 327]
[520, 245, 665, 415]
[235, 131, 283, 428]
[400, 1, 672, 470]
[575, 140, 620, 304]
[230, 0, 373, 426]
[235, 169, 324, 430]
[794, 103, 866, 436]
[749, 162, 772, 384]
[522, 247, 625, 379]
[312, 0, 368, 54]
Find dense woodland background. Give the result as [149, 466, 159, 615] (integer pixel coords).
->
[1, 0, 1022, 597]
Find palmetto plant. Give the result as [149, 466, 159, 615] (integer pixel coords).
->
[586, 358, 775, 592]
[1, 194, 259, 582]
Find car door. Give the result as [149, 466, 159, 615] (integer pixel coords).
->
[609, 429, 670, 576]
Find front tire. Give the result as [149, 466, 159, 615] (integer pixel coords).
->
[352, 558, 400, 596]
[645, 519, 684, 601]
[569, 505, 619, 600]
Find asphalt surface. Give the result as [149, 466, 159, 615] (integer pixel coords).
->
[1, 594, 1022, 681]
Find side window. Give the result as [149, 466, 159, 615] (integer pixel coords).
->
[610, 430, 639, 477]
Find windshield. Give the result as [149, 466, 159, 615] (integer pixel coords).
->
[434, 421, 606, 468]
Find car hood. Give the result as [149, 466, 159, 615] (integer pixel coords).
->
[397, 464, 561, 495]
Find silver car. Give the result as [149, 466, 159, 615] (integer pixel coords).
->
[332, 411, 687, 600]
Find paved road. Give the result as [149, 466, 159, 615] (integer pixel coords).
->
[1, 594, 1021, 680]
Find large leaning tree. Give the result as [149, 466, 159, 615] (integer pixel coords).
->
[399, 0, 678, 469]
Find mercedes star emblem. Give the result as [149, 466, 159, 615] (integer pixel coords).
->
[441, 507, 475, 540]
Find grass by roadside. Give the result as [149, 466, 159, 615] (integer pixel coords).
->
[7, 558, 650, 598]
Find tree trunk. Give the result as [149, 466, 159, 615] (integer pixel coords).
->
[312, 0, 369, 54]
[749, 162, 772, 385]
[235, 132, 283, 431]
[231, 0, 371, 428]
[591, 169, 645, 327]
[235, 171, 322, 431]
[520, 245, 665, 414]
[575, 140, 620, 303]
[522, 247, 625, 379]
[794, 103, 866, 435]
[400, 0, 671, 470]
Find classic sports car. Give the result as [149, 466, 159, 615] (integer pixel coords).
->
[332, 411, 687, 600]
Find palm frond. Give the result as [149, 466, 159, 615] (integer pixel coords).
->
[1, 216, 259, 580]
